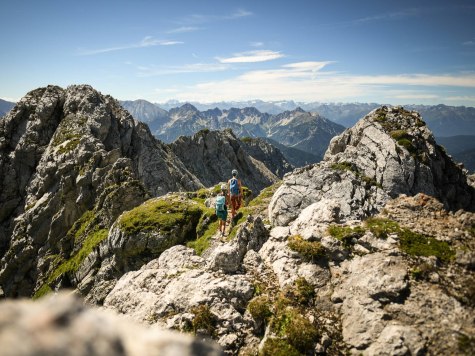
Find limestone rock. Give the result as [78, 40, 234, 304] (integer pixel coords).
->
[169, 129, 281, 194]
[0, 292, 223, 356]
[269, 106, 475, 228]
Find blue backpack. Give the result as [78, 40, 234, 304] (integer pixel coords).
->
[229, 178, 239, 196]
[216, 195, 226, 212]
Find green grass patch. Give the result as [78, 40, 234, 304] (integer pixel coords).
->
[331, 161, 356, 173]
[118, 198, 202, 235]
[399, 229, 455, 263]
[396, 138, 417, 155]
[327, 225, 365, 248]
[187, 219, 219, 255]
[248, 181, 282, 207]
[288, 235, 325, 261]
[364, 217, 400, 239]
[49, 229, 109, 281]
[32, 284, 53, 300]
[68, 210, 95, 241]
[390, 130, 411, 141]
[272, 307, 318, 353]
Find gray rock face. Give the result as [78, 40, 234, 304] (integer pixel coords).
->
[169, 129, 281, 194]
[0, 292, 223, 356]
[269, 106, 475, 227]
[0, 85, 203, 297]
[240, 137, 293, 178]
[325, 106, 475, 211]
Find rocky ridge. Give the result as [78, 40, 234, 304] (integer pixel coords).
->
[1, 101, 474, 355]
[0, 85, 290, 300]
[103, 106, 474, 354]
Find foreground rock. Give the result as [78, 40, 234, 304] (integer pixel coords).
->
[104, 217, 269, 354]
[0, 292, 223, 356]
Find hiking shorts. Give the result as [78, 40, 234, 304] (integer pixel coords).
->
[230, 195, 241, 211]
[216, 209, 228, 221]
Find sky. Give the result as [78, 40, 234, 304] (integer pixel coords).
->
[1, 0, 475, 106]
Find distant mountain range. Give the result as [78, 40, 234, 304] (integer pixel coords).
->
[0, 99, 15, 117]
[2, 97, 474, 171]
[121, 101, 343, 165]
[437, 135, 475, 172]
[158, 100, 475, 137]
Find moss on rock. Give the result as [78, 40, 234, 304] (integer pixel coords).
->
[118, 197, 202, 235]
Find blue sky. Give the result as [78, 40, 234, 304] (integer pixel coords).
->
[1, 0, 475, 105]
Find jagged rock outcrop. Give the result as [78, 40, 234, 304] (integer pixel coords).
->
[269, 106, 475, 226]
[240, 137, 293, 178]
[169, 129, 283, 194]
[0, 292, 223, 356]
[0, 85, 202, 297]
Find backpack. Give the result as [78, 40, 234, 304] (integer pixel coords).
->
[229, 178, 239, 196]
[216, 195, 226, 212]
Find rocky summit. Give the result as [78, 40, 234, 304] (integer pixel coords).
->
[0, 95, 474, 356]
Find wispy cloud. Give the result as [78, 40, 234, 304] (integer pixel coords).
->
[321, 8, 419, 29]
[176, 9, 253, 25]
[226, 9, 253, 19]
[463, 40, 475, 46]
[166, 26, 201, 34]
[155, 61, 475, 103]
[77, 36, 183, 55]
[137, 62, 229, 77]
[218, 50, 284, 63]
[250, 41, 264, 47]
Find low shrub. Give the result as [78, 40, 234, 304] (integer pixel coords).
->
[191, 304, 216, 335]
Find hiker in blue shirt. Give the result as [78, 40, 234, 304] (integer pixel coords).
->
[215, 184, 228, 236]
[228, 169, 243, 221]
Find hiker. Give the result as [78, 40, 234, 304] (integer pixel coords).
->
[228, 169, 243, 220]
[215, 184, 228, 236]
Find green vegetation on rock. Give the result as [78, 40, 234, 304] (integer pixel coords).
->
[248, 295, 273, 324]
[260, 338, 301, 356]
[118, 198, 201, 235]
[364, 217, 400, 239]
[327, 225, 365, 248]
[331, 161, 382, 189]
[287, 235, 325, 261]
[399, 228, 455, 263]
[191, 304, 216, 335]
